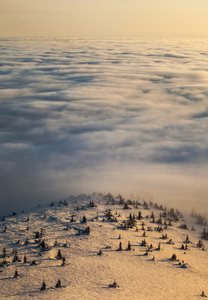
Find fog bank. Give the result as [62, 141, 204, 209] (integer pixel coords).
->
[0, 37, 208, 216]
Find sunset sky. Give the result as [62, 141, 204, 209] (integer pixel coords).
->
[1, 0, 208, 37]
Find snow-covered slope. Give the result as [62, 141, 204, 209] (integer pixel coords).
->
[0, 193, 207, 300]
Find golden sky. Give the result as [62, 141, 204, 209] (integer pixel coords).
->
[0, 0, 208, 37]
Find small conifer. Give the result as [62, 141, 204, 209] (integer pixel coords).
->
[2, 259, 7, 266]
[82, 215, 87, 223]
[57, 249, 62, 260]
[85, 226, 90, 234]
[35, 232, 40, 239]
[14, 269, 19, 278]
[201, 291, 207, 297]
[62, 257, 66, 266]
[56, 279, 62, 288]
[171, 253, 177, 261]
[119, 242, 122, 251]
[41, 281, 46, 290]
[3, 247, 7, 258]
[127, 241, 131, 251]
[98, 249, 103, 255]
[110, 280, 118, 288]
[13, 253, 19, 262]
[185, 235, 190, 243]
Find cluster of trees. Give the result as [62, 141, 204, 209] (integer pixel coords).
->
[41, 279, 62, 290]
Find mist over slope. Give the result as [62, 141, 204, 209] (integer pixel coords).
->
[0, 193, 207, 299]
[0, 37, 208, 216]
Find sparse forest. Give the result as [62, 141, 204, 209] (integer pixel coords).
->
[0, 192, 207, 299]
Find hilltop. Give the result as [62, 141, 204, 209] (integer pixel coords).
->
[0, 193, 207, 299]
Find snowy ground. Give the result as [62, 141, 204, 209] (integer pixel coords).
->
[0, 193, 207, 299]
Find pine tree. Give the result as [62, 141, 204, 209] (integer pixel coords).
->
[127, 241, 131, 251]
[40, 240, 46, 251]
[3, 247, 7, 258]
[123, 203, 129, 209]
[201, 291, 207, 297]
[197, 240, 203, 248]
[56, 279, 62, 288]
[185, 234, 190, 243]
[62, 257, 66, 266]
[98, 249, 103, 255]
[85, 226, 90, 234]
[13, 253, 19, 262]
[110, 280, 118, 288]
[2, 259, 7, 267]
[157, 242, 161, 250]
[14, 269, 19, 278]
[35, 231, 40, 239]
[57, 249, 62, 259]
[41, 281, 46, 290]
[119, 242, 122, 251]
[171, 253, 177, 261]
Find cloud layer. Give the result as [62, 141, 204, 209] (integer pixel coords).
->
[0, 37, 208, 216]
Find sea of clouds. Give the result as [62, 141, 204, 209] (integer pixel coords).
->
[0, 37, 208, 216]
